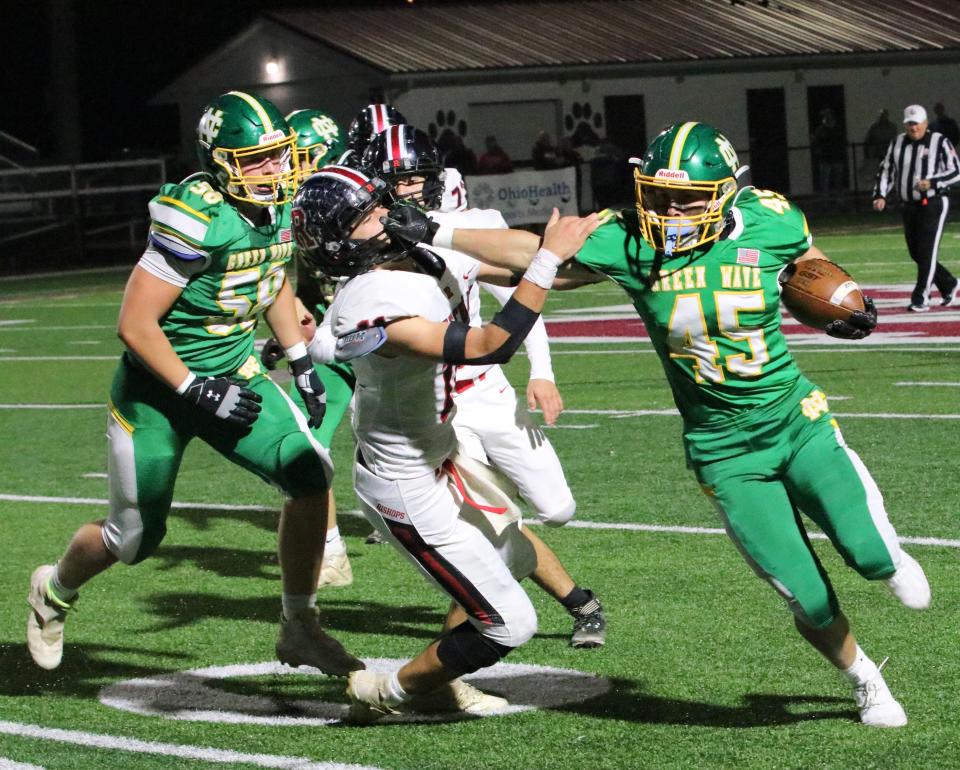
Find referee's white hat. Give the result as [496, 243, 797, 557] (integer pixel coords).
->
[903, 105, 927, 124]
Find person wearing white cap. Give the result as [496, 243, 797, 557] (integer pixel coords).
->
[873, 104, 960, 311]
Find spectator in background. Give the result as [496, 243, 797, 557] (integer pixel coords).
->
[811, 108, 847, 198]
[930, 102, 960, 147]
[864, 109, 898, 160]
[555, 137, 582, 168]
[438, 128, 477, 176]
[532, 131, 560, 169]
[477, 135, 513, 175]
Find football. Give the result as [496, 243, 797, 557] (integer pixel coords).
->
[779, 258, 865, 330]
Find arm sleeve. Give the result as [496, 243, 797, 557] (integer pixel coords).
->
[873, 139, 896, 198]
[930, 135, 960, 191]
[481, 281, 554, 381]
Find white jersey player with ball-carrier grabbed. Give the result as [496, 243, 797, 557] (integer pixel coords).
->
[290, 163, 597, 722]
[362, 123, 607, 647]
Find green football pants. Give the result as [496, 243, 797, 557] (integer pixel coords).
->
[690, 387, 900, 629]
[104, 354, 332, 564]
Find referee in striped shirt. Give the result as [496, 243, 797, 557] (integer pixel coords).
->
[873, 104, 960, 311]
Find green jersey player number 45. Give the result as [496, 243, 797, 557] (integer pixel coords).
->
[386, 121, 930, 728]
[26, 91, 364, 680]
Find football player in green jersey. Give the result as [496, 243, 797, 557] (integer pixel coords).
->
[27, 92, 363, 678]
[260, 109, 358, 589]
[386, 121, 930, 728]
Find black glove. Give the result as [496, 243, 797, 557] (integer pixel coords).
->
[825, 297, 878, 340]
[260, 336, 285, 370]
[382, 202, 439, 249]
[182, 376, 262, 426]
[290, 353, 326, 428]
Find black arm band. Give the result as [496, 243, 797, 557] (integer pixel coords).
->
[508, 270, 523, 287]
[442, 321, 471, 363]
[442, 297, 539, 365]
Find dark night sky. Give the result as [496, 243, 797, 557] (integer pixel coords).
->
[5, 0, 476, 162]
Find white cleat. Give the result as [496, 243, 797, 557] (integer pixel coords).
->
[853, 670, 907, 728]
[407, 678, 509, 715]
[27, 564, 74, 670]
[317, 550, 353, 589]
[345, 670, 402, 723]
[885, 550, 931, 610]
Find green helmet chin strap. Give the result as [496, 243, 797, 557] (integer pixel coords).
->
[195, 91, 298, 207]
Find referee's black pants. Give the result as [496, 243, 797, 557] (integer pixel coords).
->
[902, 196, 957, 307]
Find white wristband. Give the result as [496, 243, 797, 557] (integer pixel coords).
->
[522, 247, 563, 290]
[433, 225, 455, 250]
[175, 371, 197, 395]
[284, 341, 308, 361]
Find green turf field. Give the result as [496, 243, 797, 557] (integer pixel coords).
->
[1, 219, 959, 769]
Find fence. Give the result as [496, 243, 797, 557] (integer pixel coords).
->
[0, 158, 167, 274]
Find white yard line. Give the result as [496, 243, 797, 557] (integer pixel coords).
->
[3, 493, 957, 549]
[894, 381, 960, 387]
[0, 720, 378, 770]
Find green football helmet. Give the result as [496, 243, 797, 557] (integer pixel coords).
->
[196, 91, 297, 206]
[633, 122, 740, 254]
[286, 109, 345, 182]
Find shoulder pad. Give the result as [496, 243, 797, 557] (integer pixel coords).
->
[148, 177, 229, 261]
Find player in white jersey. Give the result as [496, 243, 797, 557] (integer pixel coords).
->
[363, 125, 606, 647]
[290, 164, 597, 721]
[440, 166, 468, 212]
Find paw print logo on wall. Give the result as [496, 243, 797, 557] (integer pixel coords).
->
[565, 102, 603, 147]
[471, 181, 496, 210]
[428, 110, 468, 144]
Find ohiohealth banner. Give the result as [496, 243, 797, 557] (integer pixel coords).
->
[463, 167, 578, 226]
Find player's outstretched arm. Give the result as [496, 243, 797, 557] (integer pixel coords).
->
[384, 209, 595, 363]
[384, 202, 598, 271]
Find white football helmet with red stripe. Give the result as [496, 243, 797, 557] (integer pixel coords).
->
[290, 165, 397, 278]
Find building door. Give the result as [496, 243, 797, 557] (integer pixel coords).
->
[603, 95, 646, 159]
[747, 88, 790, 192]
[807, 85, 849, 194]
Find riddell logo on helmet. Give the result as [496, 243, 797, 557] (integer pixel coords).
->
[655, 169, 690, 181]
[258, 130, 286, 145]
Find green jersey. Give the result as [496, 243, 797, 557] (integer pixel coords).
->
[144, 173, 296, 377]
[576, 187, 812, 429]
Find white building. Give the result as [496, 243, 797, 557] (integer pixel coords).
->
[155, 0, 960, 195]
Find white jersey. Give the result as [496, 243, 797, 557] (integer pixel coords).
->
[328, 255, 478, 479]
[440, 167, 468, 212]
[427, 208, 555, 384]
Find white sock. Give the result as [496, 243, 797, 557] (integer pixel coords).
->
[325, 526, 346, 556]
[49, 564, 78, 603]
[282, 593, 315, 618]
[384, 671, 411, 707]
[843, 645, 880, 686]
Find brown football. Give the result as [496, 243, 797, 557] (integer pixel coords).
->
[779, 258, 865, 330]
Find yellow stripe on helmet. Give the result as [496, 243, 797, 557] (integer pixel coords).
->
[668, 122, 699, 170]
[228, 91, 274, 133]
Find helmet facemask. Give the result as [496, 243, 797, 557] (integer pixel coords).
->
[209, 130, 298, 206]
[635, 170, 737, 255]
[389, 169, 446, 211]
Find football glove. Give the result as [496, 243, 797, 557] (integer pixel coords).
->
[290, 353, 326, 428]
[182, 376, 262, 426]
[825, 297, 877, 340]
[382, 202, 439, 249]
[260, 336, 285, 370]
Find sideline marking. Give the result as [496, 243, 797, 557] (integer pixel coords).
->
[0, 720, 378, 770]
[99, 659, 609, 727]
[3, 494, 957, 549]
[0, 760, 45, 770]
